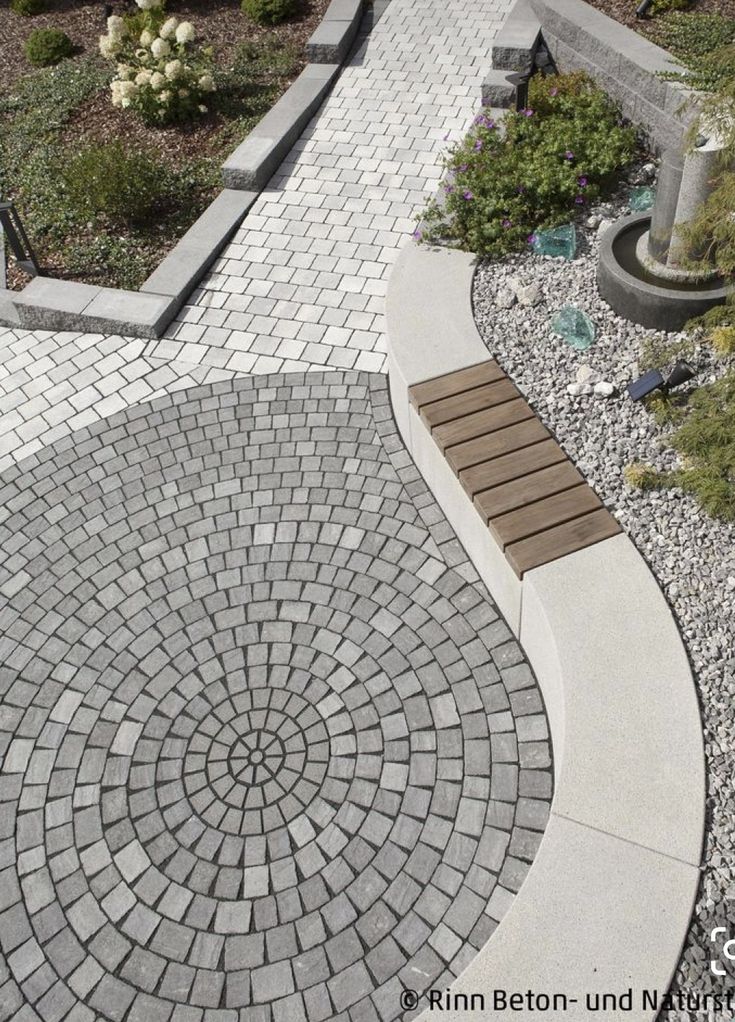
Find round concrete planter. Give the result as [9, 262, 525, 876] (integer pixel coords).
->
[597, 212, 730, 331]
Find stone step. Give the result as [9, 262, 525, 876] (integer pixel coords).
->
[491, 0, 541, 71]
[481, 69, 517, 108]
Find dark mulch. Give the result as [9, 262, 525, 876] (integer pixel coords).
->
[583, 0, 735, 31]
[0, 0, 328, 90]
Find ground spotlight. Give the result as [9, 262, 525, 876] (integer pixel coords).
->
[665, 360, 696, 391]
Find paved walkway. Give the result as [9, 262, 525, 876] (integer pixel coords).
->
[0, 4, 552, 1021]
[0, 373, 552, 1022]
[146, 0, 510, 377]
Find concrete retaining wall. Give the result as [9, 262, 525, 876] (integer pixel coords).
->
[530, 0, 700, 152]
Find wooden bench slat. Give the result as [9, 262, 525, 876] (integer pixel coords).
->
[505, 508, 622, 577]
[445, 418, 550, 474]
[489, 484, 602, 550]
[473, 460, 584, 521]
[420, 378, 519, 428]
[409, 360, 505, 410]
[459, 439, 567, 498]
[432, 398, 534, 452]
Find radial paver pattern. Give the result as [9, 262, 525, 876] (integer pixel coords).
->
[0, 373, 552, 1022]
[145, 0, 510, 376]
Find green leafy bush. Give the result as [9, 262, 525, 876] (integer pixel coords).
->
[11, 0, 46, 15]
[24, 28, 74, 67]
[241, 0, 299, 26]
[61, 142, 171, 224]
[420, 72, 636, 259]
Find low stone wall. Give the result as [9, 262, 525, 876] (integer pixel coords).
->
[530, 0, 700, 152]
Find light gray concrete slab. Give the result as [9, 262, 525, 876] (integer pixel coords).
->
[420, 813, 700, 1021]
[522, 533, 705, 865]
[81, 288, 175, 337]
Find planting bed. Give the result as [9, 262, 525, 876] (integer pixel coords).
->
[0, 0, 328, 291]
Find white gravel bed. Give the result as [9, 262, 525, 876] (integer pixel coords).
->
[472, 186, 735, 1018]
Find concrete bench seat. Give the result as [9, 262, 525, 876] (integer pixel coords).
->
[386, 241, 705, 1020]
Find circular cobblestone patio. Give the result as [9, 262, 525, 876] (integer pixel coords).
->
[0, 372, 552, 1022]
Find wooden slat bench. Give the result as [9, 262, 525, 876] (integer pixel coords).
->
[409, 359, 621, 577]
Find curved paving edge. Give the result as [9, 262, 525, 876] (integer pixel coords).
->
[385, 241, 706, 1020]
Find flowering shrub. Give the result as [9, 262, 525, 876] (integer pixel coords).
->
[98, 2, 215, 125]
[421, 72, 636, 259]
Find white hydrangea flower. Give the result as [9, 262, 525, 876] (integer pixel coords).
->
[116, 63, 132, 79]
[198, 104, 207, 113]
[198, 73, 215, 92]
[149, 71, 166, 91]
[99, 34, 120, 59]
[117, 80, 138, 108]
[159, 17, 179, 40]
[178, 88, 190, 98]
[175, 22, 195, 45]
[135, 70, 152, 86]
[106, 15, 125, 40]
[158, 90, 172, 104]
[110, 80, 124, 107]
[164, 59, 183, 80]
[150, 37, 171, 59]
[135, 0, 162, 9]
[139, 29, 154, 47]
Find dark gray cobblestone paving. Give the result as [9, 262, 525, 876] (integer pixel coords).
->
[0, 372, 552, 1022]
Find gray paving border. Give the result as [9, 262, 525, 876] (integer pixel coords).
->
[385, 240, 705, 1020]
[0, 0, 365, 340]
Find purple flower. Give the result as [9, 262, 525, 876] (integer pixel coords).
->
[463, 190, 474, 200]
[577, 176, 588, 188]
[527, 233, 538, 246]
[474, 138, 483, 151]
[522, 108, 534, 117]
[550, 87, 559, 96]
[574, 195, 585, 205]
[565, 150, 574, 161]
[502, 219, 513, 228]
[443, 183, 455, 194]
[515, 184, 525, 194]
[458, 164, 468, 173]
[412, 227, 423, 241]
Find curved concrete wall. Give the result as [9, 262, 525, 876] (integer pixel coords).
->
[386, 241, 705, 1020]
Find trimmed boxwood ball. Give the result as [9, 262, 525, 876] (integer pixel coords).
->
[241, 0, 299, 26]
[25, 28, 74, 66]
[11, 0, 46, 14]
